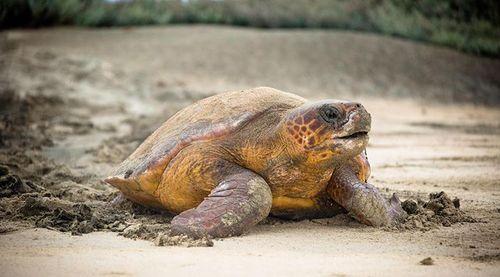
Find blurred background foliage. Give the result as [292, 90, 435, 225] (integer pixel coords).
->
[1, 0, 499, 57]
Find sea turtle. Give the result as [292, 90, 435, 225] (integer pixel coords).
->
[105, 87, 406, 238]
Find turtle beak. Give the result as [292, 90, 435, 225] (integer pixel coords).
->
[334, 102, 371, 139]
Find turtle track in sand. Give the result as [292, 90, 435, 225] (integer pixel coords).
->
[0, 46, 213, 247]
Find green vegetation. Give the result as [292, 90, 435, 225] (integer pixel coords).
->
[1, 0, 499, 57]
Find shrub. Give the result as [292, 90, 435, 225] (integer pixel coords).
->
[1, 0, 499, 57]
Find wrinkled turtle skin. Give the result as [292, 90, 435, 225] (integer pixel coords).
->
[105, 87, 406, 238]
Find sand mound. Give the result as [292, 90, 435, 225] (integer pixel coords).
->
[393, 191, 476, 231]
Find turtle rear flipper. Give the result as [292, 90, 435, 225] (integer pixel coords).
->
[105, 176, 164, 209]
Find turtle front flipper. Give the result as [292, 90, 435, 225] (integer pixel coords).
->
[328, 155, 407, 226]
[170, 169, 272, 238]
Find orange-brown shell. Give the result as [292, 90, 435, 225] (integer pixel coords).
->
[108, 87, 305, 184]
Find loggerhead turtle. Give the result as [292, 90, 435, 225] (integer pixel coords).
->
[105, 87, 406, 238]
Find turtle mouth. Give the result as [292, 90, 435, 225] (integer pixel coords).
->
[337, 131, 368, 139]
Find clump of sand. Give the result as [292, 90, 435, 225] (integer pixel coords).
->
[121, 223, 213, 247]
[393, 191, 476, 231]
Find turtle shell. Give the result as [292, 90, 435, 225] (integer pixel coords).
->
[105, 87, 305, 197]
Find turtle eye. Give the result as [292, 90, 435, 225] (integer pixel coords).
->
[320, 106, 340, 123]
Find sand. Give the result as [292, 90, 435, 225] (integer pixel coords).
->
[0, 26, 499, 276]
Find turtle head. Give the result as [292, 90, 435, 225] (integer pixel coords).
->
[281, 100, 371, 165]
